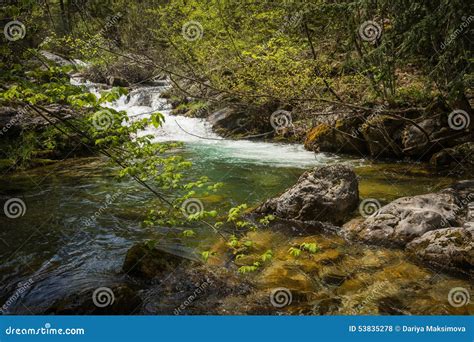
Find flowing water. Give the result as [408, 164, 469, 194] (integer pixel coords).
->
[0, 82, 472, 315]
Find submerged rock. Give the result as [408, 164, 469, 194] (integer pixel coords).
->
[255, 165, 359, 225]
[123, 242, 185, 279]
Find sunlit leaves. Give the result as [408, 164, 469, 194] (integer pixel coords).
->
[289, 242, 320, 258]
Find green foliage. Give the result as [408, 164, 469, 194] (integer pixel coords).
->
[260, 249, 273, 262]
[182, 230, 196, 238]
[288, 246, 302, 258]
[201, 250, 216, 263]
[238, 261, 260, 274]
[289, 242, 320, 258]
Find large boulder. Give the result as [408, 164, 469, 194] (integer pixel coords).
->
[255, 165, 359, 225]
[406, 227, 473, 277]
[343, 181, 474, 247]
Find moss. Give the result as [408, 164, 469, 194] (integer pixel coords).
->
[304, 123, 332, 149]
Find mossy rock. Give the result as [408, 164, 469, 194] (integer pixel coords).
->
[304, 118, 367, 156]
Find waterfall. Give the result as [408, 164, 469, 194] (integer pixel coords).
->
[74, 78, 339, 168]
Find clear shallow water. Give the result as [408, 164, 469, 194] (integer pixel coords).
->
[0, 83, 471, 315]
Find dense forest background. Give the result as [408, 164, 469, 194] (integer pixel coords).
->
[1, 1, 472, 162]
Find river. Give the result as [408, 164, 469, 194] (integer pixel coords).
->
[0, 81, 471, 315]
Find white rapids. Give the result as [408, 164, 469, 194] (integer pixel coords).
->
[74, 78, 340, 168]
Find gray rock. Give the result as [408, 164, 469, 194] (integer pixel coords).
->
[106, 75, 130, 87]
[343, 181, 474, 248]
[256, 165, 359, 225]
[40, 50, 78, 67]
[406, 227, 473, 277]
[360, 115, 405, 158]
[401, 118, 438, 156]
[0, 105, 79, 137]
[208, 107, 238, 129]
